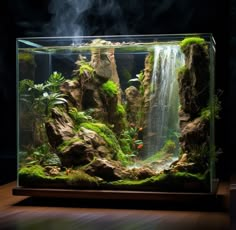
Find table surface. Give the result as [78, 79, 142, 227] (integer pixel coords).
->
[0, 181, 230, 230]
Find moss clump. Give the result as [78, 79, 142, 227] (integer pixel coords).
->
[107, 171, 208, 192]
[19, 165, 99, 188]
[116, 103, 126, 116]
[80, 122, 129, 165]
[101, 80, 118, 97]
[19, 165, 45, 178]
[177, 66, 188, 75]
[18, 52, 35, 65]
[144, 139, 177, 163]
[180, 37, 205, 50]
[200, 95, 221, 121]
[67, 170, 99, 187]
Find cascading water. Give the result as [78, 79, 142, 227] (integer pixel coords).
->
[145, 45, 185, 156]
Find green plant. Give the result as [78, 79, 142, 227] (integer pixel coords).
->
[24, 144, 52, 166]
[200, 95, 221, 121]
[129, 70, 145, 95]
[144, 139, 177, 163]
[46, 71, 66, 93]
[180, 37, 205, 50]
[101, 80, 118, 97]
[120, 126, 144, 157]
[116, 103, 126, 116]
[19, 73, 67, 117]
[67, 170, 99, 186]
[80, 122, 130, 165]
[177, 66, 188, 75]
[69, 107, 93, 125]
[74, 56, 95, 79]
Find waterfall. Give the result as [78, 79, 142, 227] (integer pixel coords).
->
[146, 45, 185, 156]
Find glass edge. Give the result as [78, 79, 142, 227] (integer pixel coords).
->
[16, 40, 20, 187]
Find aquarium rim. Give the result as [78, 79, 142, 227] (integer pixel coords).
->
[16, 33, 214, 40]
[16, 33, 215, 48]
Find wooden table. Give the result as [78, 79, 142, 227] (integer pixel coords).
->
[0, 181, 230, 230]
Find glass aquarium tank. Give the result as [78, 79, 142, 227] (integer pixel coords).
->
[15, 34, 217, 196]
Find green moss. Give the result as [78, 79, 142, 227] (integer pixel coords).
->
[18, 165, 99, 188]
[119, 138, 132, 155]
[144, 139, 177, 163]
[67, 170, 99, 186]
[108, 171, 207, 191]
[69, 107, 93, 125]
[162, 140, 176, 152]
[57, 137, 83, 152]
[101, 80, 118, 97]
[180, 37, 205, 50]
[177, 66, 188, 75]
[80, 122, 129, 165]
[147, 51, 154, 66]
[200, 95, 221, 121]
[18, 52, 35, 65]
[116, 103, 126, 116]
[19, 165, 45, 178]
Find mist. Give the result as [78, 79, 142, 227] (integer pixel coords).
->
[45, 0, 128, 36]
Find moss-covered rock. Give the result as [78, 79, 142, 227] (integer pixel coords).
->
[80, 122, 130, 165]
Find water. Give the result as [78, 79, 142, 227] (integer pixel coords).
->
[146, 45, 185, 156]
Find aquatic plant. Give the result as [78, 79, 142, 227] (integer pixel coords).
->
[69, 107, 93, 125]
[23, 144, 55, 166]
[120, 126, 144, 157]
[129, 70, 145, 95]
[74, 56, 95, 79]
[180, 37, 205, 50]
[46, 71, 66, 93]
[101, 80, 118, 97]
[20, 74, 67, 116]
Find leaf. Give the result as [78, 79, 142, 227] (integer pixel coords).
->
[128, 78, 139, 82]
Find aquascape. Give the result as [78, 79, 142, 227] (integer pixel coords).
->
[17, 35, 218, 192]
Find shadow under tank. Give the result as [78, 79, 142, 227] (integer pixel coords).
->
[14, 34, 217, 198]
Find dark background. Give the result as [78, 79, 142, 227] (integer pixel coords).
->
[0, 0, 235, 184]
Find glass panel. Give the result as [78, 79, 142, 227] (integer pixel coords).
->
[16, 34, 216, 192]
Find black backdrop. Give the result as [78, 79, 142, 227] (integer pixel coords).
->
[0, 0, 235, 184]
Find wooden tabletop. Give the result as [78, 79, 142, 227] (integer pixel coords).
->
[0, 181, 230, 230]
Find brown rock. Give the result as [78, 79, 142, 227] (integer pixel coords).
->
[125, 86, 142, 125]
[60, 80, 82, 110]
[83, 158, 128, 181]
[179, 117, 208, 153]
[45, 108, 75, 148]
[178, 43, 210, 117]
[58, 139, 97, 167]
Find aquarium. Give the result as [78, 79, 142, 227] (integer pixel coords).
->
[16, 34, 217, 194]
